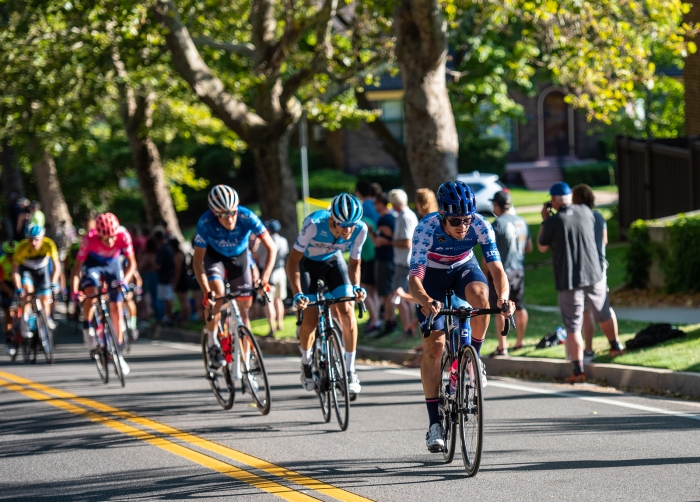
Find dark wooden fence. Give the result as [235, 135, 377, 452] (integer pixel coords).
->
[616, 136, 700, 237]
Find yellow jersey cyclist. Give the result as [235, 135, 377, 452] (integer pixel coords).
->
[193, 184, 277, 368]
[69, 213, 137, 374]
[1, 241, 18, 355]
[407, 181, 514, 452]
[12, 225, 61, 337]
[286, 193, 368, 398]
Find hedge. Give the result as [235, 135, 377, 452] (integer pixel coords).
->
[563, 162, 615, 187]
[626, 214, 700, 292]
[295, 169, 356, 199]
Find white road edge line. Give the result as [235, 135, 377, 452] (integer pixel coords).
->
[385, 368, 700, 422]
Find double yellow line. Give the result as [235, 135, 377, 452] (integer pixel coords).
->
[0, 371, 372, 502]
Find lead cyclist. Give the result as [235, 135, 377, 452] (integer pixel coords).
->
[286, 193, 367, 399]
[407, 181, 515, 452]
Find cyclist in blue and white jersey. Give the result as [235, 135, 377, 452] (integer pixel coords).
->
[193, 185, 277, 368]
[286, 193, 368, 397]
[408, 181, 514, 452]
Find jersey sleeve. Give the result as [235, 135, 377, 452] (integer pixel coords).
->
[293, 217, 317, 254]
[75, 235, 91, 262]
[119, 229, 134, 257]
[48, 239, 60, 268]
[474, 215, 501, 263]
[408, 217, 433, 280]
[248, 211, 268, 238]
[349, 223, 367, 261]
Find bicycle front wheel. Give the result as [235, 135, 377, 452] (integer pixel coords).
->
[328, 328, 349, 431]
[313, 339, 331, 423]
[439, 349, 456, 463]
[104, 315, 125, 387]
[238, 326, 270, 415]
[94, 343, 109, 384]
[122, 313, 132, 354]
[36, 308, 53, 364]
[201, 330, 234, 409]
[458, 345, 483, 477]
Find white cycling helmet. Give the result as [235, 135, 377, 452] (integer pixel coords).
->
[208, 184, 239, 214]
[330, 193, 363, 226]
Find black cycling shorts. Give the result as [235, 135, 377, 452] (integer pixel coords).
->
[20, 265, 51, 295]
[203, 246, 253, 295]
[300, 255, 353, 300]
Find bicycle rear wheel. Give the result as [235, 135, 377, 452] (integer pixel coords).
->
[201, 330, 234, 409]
[238, 327, 270, 415]
[122, 313, 132, 354]
[313, 340, 331, 423]
[328, 328, 349, 431]
[458, 345, 483, 477]
[36, 308, 53, 364]
[93, 342, 109, 384]
[439, 349, 456, 463]
[104, 315, 125, 387]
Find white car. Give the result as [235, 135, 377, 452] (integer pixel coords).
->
[456, 171, 507, 216]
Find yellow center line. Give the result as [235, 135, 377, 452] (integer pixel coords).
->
[0, 371, 374, 502]
[0, 376, 319, 502]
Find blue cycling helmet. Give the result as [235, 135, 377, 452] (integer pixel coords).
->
[265, 219, 281, 234]
[437, 181, 476, 217]
[330, 193, 363, 225]
[25, 224, 46, 239]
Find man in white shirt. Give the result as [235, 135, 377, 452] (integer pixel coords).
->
[389, 189, 419, 337]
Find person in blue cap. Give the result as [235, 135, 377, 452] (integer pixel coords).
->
[537, 182, 614, 383]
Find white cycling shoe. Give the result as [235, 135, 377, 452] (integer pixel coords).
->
[300, 363, 316, 391]
[118, 355, 131, 375]
[425, 423, 445, 453]
[347, 371, 361, 396]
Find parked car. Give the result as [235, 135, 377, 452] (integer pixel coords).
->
[457, 171, 507, 215]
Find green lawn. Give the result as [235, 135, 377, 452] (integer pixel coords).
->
[507, 188, 550, 207]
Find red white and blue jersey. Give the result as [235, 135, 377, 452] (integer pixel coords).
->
[409, 212, 500, 280]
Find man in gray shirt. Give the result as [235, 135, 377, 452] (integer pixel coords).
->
[487, 191, 532, 356]
[538, 182, 615, 384]
[389, 189, 419, 337]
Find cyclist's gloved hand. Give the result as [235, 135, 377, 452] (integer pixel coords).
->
[352, 285, 367, 300]
[293, 293, 308, 309]
[497, 297, 514, 317]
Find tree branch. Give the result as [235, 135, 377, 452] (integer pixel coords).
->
[153, 0, 265, 141]
[191, 36, 255, 57]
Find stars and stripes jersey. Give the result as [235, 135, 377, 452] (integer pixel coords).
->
[194, 207, 267, 258]
[293, 210, 367, 262]
[76, 227, 133, 265]
[409, 212, 500, 280]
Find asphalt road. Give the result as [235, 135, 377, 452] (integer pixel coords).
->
[1, 332, 700, 501]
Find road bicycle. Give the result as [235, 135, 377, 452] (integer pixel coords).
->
[15, 292, 54, 364]
[427, 290, 514, 477]
[120, 284, 141, 354]
[204, 282, 271, 414]
[296, 281, 365, 431]
[83, 289, 126, 387]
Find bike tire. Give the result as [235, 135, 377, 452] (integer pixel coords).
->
[201, 329, 234, 410]
[458, 345, 483, 477]
[328, 328, 350, 431]
[122, 314, 132, 354]
[36, 308, 53, 364]
[440, 349, 457, 463]
[104, 314, 125, 387]
[94, 344, 109, 384]
[313, 338, 332, 423]
[238, 326, 270, 415]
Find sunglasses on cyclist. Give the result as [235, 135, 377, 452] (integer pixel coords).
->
[100, 235, 117, 242]
[445, 216, 472, 227]
[215, 210, 238, 218]
[332, 217, 355, 229]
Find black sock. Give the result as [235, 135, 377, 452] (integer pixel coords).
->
[426, 398, 440, 426]
[471, 339, 483, 356]
[83, 319, 93, 330]
[572, 361, 584, 375]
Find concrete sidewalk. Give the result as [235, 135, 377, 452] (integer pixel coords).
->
[529, 304, 700, 325]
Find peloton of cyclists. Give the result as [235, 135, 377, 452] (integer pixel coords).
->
[286, 193, 368, 399]
[70, 212, 136, 374]
[12, 225, 61, 341]
[193, 184, 277, 369]
[407, 181, 514, 452]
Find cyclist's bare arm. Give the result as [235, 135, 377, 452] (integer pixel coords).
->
[192, 246, 210, 297]
[11, 264, 21, 292]
[132, 269, 143, 288]
[258, 231, 277, 284]
[70, 258, 84, 295]
[408, 275, 440, 318]
[285, 248, 309, 309]
[485, 260, 515, 317]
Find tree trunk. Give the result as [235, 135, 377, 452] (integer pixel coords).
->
[356, 89, 416, 198]
[27, 141, 73, 236]
[395, 0, 458, 193]
[249, 130, 299, 245]
[125, 125, 185, 243]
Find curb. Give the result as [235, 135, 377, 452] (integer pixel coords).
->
[144, 326, 700, 398]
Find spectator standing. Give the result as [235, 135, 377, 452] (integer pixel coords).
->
[139, 238, 158, 320]
[371, 192, 397, 336]
[538, 182, 615, 383]
[415, 188, 438, 219]
[355, 180, 380, 225]
[572, 184, 625, 360]
[259, 220, 290, 337]
[486, 191, 532, 356]
[12, 198, 30, 239]
[170, 238, 191, 325]
[359, 210, 382, 336]
[389, 189, 419, 337]
[154, 230, 175, 325]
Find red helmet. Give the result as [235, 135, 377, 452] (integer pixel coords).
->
[95, 212, 120, 238]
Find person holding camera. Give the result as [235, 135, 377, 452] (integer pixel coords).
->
[537, 182, 613, 383]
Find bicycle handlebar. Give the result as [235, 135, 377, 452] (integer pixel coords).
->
[426, 303, 516, 338]
[207, 282, 270, 322]
[295, 296, 366, 326]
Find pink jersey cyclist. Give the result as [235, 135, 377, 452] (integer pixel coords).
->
[77, 227, 134, 265]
